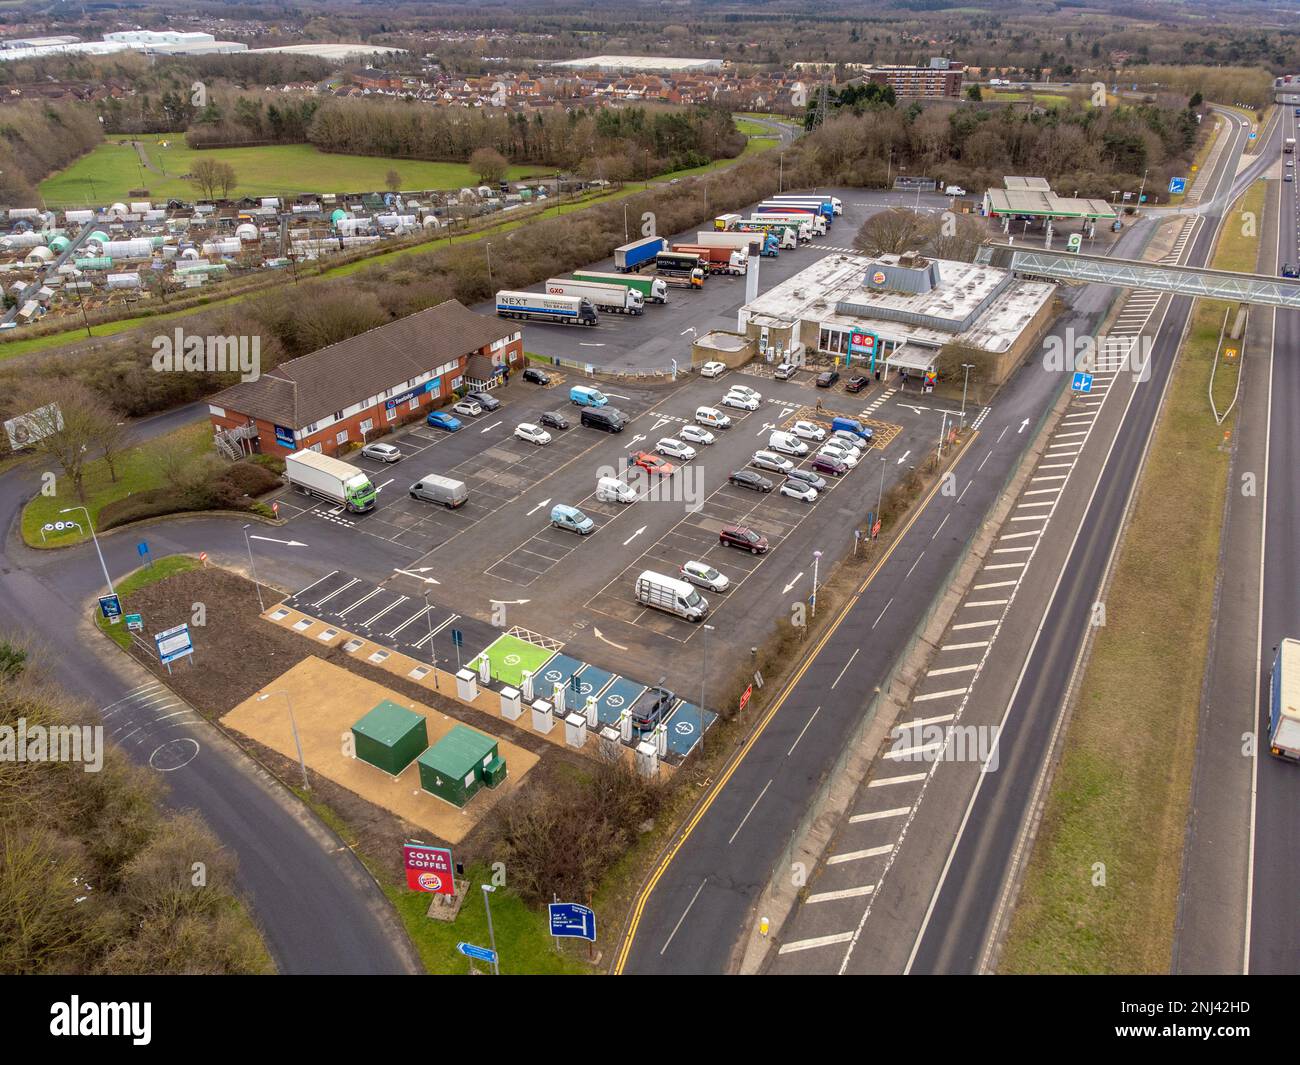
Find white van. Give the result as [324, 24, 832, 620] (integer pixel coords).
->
[768, 430, 809, 457]
[695, 405, 732, 429]
[596, 475, 636, 503]
[635, 570, 708, 621]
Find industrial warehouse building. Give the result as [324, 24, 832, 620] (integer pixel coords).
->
[737, 251, 1057, 386]
[208, 300, 522, 458]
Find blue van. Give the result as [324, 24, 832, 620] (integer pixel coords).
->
[550, 504, 595, 535]
[831, 416, 874, 442]
[570, 385, 608, 407]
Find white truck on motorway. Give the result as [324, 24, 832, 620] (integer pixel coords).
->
[1268, 638, 1300, 761]
[635, 570, 709, 621]
[545, 277, 644, 314]
[285, 449, 377, 513]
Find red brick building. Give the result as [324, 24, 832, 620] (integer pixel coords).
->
[208, 300, 522, 458]
[352, 68, 403, 91]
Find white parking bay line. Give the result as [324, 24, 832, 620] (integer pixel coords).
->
[778, 931, 856, 954]
[806, 885, 876, 903]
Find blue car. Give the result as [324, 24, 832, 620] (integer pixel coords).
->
[426, 411, 462, 432]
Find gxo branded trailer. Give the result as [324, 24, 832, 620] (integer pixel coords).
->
[545, 277, 644, 314]
[572, 270, 669, 304]
[495, 290, 599, 326]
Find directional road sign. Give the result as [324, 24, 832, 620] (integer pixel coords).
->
[1071, 371, 1094, 393]
[1168, 177, 1186, 194]
[457, 942, 498, 964]
[548, 902, 597, 942]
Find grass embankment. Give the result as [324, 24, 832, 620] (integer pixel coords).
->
[1001, 181, 1266, 974]
[40, 136, 537, 206]
[1168, 112, 1225, 206]
[21, 422, 209, 547]
[95, 555, 201, 648]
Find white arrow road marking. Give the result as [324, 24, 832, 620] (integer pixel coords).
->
[623, 525, 647, 546]
[782, 571, 805, 594]
[394, 569, 441, 584]
[896, 450, 911, 465]
[622, 434, 647, 450]
[248, 536, 308, 547]
[780, 407, 795, 418]
[526, 497, 552, 516]
[755, 421, 775, 437]
[593, 627, 629, 651]
[376, 478, 394, 492]
[651, 417, 671, 432]
[1018, 418, 1030, 433]
[604, 392, 630, 399]
[480, 420, 503, 433]
[898, 404, 929, 414]
[492, 598, 531, 605]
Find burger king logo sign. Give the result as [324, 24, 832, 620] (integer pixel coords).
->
[871, 270, 887, 285]
[404, 843, 455, 895]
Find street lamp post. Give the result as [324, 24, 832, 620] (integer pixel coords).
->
[485, 242, 494, 292]
[960, 362, 975, 425]
[423, 590, 439, 690]
[242, 524, 265, 613]
[60, 505, 115, 598]
[876, 456, 886, 539]
[257, 690, 309, 791]
[482, 884, 500, 975]
[811, 550, 823, 620]
[700, 623, 714, 757]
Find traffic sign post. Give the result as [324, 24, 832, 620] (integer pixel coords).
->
[403, 843, 455, 895]
[451, 627, 463, 671]
[125, 613, 144, 632]
[1168, 176, 1186, 195]
[1072, 371, 1094, 394]
[98, 594, 122, 622]
[549, 902, 597, 943]
[136, 540, 152, 567]
[456, 942, 498, 967]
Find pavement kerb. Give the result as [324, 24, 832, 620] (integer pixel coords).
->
[736, 389, 1071, 973]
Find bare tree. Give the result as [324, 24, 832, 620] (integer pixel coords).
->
[385, 168, 401, 194]
[469, 147, 508, 186]
[928, 213, 988, 263]
[94, 413, 130, 484]
[190, 158, 237, 200]
[9, 380, 113, 502]
[854, 208, 934, 256]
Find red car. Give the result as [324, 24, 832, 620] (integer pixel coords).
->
[633, 451, 676, 476]
[720, 523, 769, 554]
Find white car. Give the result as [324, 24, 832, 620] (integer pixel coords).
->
[768, 431, 809, 457]
[360, 442, 402, 463]
[679, 424, 715, 446]
[751, 449, 794, 473]
[820, 437, 862, 462]
[721, 391, 759, 411]
[779, 480, 818, 503]
[818, 444, 859, 468]
[680, 560, 730, 592]
[514, 422, 552, 446]
[791, 420, 826, 442]
[726, 383, 762, 403]
[699, 361, 727, 378]
[655, 437, 697, 461]
[452, 400, 483, 417]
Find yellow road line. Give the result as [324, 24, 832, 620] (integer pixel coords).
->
[612, 430, 980, 972]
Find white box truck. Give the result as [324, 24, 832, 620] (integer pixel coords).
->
[1268, 638, 1300, 761]
[285, 450, 377, 512]
[545, 277, 644, 314]
[635, 570, 709, 621]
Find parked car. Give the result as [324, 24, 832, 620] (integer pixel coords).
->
[695, 406, 732, 429]
[679, 424, 715, 446]
[699, 361, 727, 378]
[634, 452, 676, 476]
[466, 390, 501, 411]
[655, 438, 697, 461]
[774, 362, 796, 380]
[780, 480, 818, 503]
[791, 420, 826, 442]
[680, 560, 730, 592]
[818, 444, 859, 468]
[539, 411, 569, 430]
[768, 431, 808, 457]
[550, 504, 594, 535]
[845, 375, 870, 393]
[831, 417, 874, 443]
[596, 476, 636, 504]
[811, 453, 848, 477]
[426, 411, 462, 432]
[452, 400, 483, 417]
[515, 422, 552, 446]
[831, 428, 871, 450]
[522, 367, 551, 385]
[719, 523, 769, 554]
[727, 383, 762, 403]
[751, 449, 794, 473]
[630, 686, 676, 730]
[361, 442, 402, 463]
[786, 468, 827, 491]
[721, 391, 759, 411]
[815, 369, 840, 388]
[822, 437, 863, 461]
[728, 469, 774, 493]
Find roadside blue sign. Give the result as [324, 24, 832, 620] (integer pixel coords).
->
[1072, 371, 1094, 393]
[549, 902, 597, 942]
[456, 941, 498, 963]
[98, 594, 122, 620]
[1168, 177, 1186, 194]
[1249, 131, 1258, 140]
[125, 613, 144, 632]
[451, 628, 463, 648]
[137, 540, 149, 557]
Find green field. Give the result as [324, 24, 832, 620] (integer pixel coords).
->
[40, 136, 538, 206]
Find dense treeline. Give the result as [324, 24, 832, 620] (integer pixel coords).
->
[184, 94, 323, 148]
[0, 641, 272, 974]
[0, 102, 103, 206]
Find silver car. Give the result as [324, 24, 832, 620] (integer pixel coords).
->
[680, 560, 730, 592]
[361, 442, 402, 463]
[779, 480, 818, 503]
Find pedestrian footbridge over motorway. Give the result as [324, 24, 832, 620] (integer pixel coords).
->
[978, 243, 1300, 310]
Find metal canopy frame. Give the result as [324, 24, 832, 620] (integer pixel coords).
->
[979, 243, 1300, 309]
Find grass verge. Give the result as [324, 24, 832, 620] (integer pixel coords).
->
[94, 554, 200, 648]
[999, 183, 1264, 974]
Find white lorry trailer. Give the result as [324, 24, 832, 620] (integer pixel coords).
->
[285, 449, 377, 513]
[545, 277, 644, 314]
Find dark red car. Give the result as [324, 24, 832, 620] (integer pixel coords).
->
[720, 523, 769, 554]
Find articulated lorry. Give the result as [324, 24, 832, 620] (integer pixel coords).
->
[733, 218, 799, 249]
[755, 206, 824, 237]
[545, 277, 644, 314]
[285, 450, 377, 513]
[696, 230, 779, 257]
[671, 243, 747, 275]
[614, 235, 668, 272]
[767, 193, 842, 217]
[572, 270, 669, 304]
[1268, 639, 1300, 761]
[495, 290, 599, 326]
[654, 251, 706, 288]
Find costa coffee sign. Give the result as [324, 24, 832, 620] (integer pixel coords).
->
[404, 843, 455, 894]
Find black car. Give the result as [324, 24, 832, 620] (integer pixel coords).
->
[539, 411, 569, 430]
[466, 390, 501, 411]
[522, 367, 551, 385]
[1284, 263, 1298, 279]
[631, 686, 676, 730]
[786, 468, 827, 492]
[845, 375, 869, 393]
[816, 370, 840, 388]
[729, 469, 774, 493]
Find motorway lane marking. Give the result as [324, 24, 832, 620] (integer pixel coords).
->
[787, 707, 822, 756]
[659, 879, 708, 957]
[956, 480, 974, 504]
[993, 546, 1034, 554]
[974, 580, 1019, 590]
[964, 599, 1009, 607]
[928, 664, 978, 677]
[905, 552, 926, 578]
[850, 808, 911, 824]
[999, 530, 1041, 540]
[984, 562, 1027, 571]
[942, 641, 989, 650]
[913, 687, 970, 701]
[806, 886, 876, 903]
[1023, 488, 1061, 496]
[831, 649, 861, 689]
[728, 779, 773, 845]
[952, 620, 997, 629]
[872, 598, 894, 629]
[869, 773, 927, 787]
[828, 845, 894, 864]
[931, 514, 950, 540]
[777, 931, 855, 954]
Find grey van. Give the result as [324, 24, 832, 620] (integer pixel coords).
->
[409, 474, 468, 508]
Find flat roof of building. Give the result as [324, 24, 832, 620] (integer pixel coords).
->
[984, 187, 1117, 220]
[550, 55, 722, 72]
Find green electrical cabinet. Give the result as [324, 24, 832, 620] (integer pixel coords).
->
[352, 700, 428, 776]
[418, 725, 504, 808]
